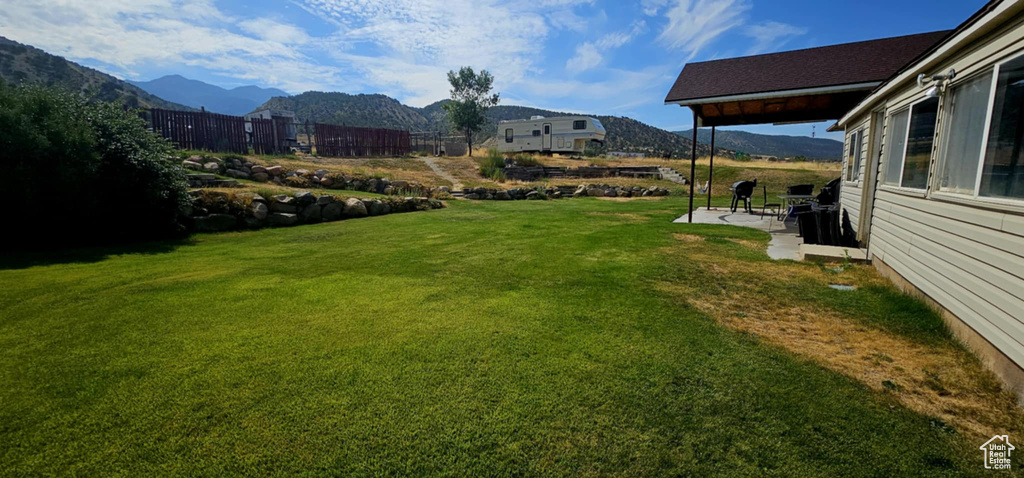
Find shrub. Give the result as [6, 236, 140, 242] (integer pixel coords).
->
[512, 153, 541, 167]
[1, 82, 189, 248]
[478, 148, 506, 182]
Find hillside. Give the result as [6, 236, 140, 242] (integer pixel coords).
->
[0, 36, 191, 110]
[257, 93, 718, 158]
[130, 74, 289, 115]
[676, 128, 843, 160]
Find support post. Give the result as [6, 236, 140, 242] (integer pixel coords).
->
[688, 109, 698, 223]
[707, 126, 715, 210]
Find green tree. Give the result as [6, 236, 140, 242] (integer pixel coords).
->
[442, 67, 499, 157]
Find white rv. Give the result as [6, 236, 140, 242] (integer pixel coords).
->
[497, 116, 606, 154]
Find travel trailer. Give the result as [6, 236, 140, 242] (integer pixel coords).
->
[497, 116, 606, 154]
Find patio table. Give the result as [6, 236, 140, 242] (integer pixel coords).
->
[777, 194, 816, 221]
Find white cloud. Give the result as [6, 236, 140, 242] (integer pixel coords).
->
[565, 20, 646, 72]
[566, 43, 602, 71]
[238, 18, 311, 45]
[657, 0, 750, 59]
[744, 21, 807, 55]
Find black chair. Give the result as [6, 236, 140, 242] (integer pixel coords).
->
[787, 184, 815, 196]
[760, 185, 781, 219]
[730, 179, 757, 213]
[816, 178, 842, 206]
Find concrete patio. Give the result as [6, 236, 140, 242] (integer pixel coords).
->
[673, 207, 801, 260]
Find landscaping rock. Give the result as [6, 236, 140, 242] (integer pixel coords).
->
[495, 190, 511, 201]
[267, 213, 298, 226]
[642, 189, 653, 197]
[316, 195, 335, 206]
[251, 165, 267, 174]
[194, 213, 237, 232]
[182, 160, 202, 170]
[266, 165, 285, 176]
[525, 190, 540, 200]
[225, 169, 249, 179]
[203, 162, 220, 172]
[315, 169, 329, 178]
[251, 172, 269, 182]
[464, 193, 480, 200]
[343, 198, 368, 218]
[391, 180, 409, 190]
[319, 176, 334, 187]
[604, 189, 617, 197]
[300, 203, 321, 222]
[250, 201, 268, 220]
[271, 195, 298, 213]
[588, 188, 605, 197]
[322, 202, 343, 221]
[293, 191, 316, 206]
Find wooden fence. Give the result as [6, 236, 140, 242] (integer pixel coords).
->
[314, 123, 409, 157]
[149, 109, 249, 154]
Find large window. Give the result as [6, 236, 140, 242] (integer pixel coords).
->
[505, 128, 514, 143]
[573, 120, 586, 130]
[882, 98, 939, 188]
[882, 109, 910, 186]
[981, 55, 1024, 200]
[939, 72, 993, 194]
[846, 129, 863, 182]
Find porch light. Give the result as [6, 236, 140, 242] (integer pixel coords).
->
[917, 68, 957, 96]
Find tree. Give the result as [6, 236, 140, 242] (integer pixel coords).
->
[442, 67, 499, 157]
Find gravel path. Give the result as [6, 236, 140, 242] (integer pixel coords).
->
[416, 157, 463, 191]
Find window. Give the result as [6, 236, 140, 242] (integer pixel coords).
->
[882, 98, 939, 188]
[901, 97, 940, 189]
[573, 120, 586, 130]
[939, 72, 993, 194]
[981, 55, 1024, 200]
[882, 109, 910, 186]
[505, 128, 514, 143]
[846, 129, 863, 182]
[532, 130, 541, 137]
[544, 125, 550, 134]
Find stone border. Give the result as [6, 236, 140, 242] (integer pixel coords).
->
[461, 184, 672, 200]
[188, 190, 444, 233]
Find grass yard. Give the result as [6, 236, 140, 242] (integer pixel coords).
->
[1, 196, 1017, 476]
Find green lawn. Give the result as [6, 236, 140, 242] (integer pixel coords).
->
[0, 197, 987, 476]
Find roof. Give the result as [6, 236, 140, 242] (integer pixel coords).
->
[837, 0, 1020, 128]
[664, 31, 951, 104]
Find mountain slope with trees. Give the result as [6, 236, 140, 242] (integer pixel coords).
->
[130, 74, 289, 115]
[0, 36, 191, 110]
[676, 128, 843, 160]
[258, 93, 719, 158]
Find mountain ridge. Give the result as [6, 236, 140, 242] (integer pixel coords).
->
[0, 35, 191, 110]
[130, 74, 289, 115]
[676, 128, 842, 160]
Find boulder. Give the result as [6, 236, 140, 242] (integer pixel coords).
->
[293, 191, 316, 206]
[617, 189, 630, 197]
[266, 165, 285, 176]
[316, 195, 335, 206]
[182, 160, 202, 170]
[322, 202, 343, 221]
[319, 176, 334, 187]
[383, 186, 394, 195]
[225, 169, 249, 179]
[193, 213, 237, 232]
[525, 190, 540, 200]
[342, 198, 368, 218]
[267, 213, 298, 226]
[251, 172, 269, 182]
[296, 169, 312, 177]
[315, 169, 329, 178]
[551, 191, 562, 199]
[495, 190, 511, 201]
[464, 193, 481, 200]
[367, 178, 379, 192]
[188, 154, 204, 163]
[300, 203, 322, 222]
[365, 199, 387, 216]
[604, 189, 617, 197]
[250, 202, 269, 221]
[270, 195, 298, 213]
[251, 165, 267, 174]
[642, 189, 653, 197]
[203, 162, 220, 173]
[573, 188, 587, 198]
[391, 180, 409, 190]
[588, 188, 605, 197]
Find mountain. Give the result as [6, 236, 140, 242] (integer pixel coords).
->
[0, 36, 190, 110]
[676, 128, 843, 160]
[130, 74, 289, 115]
[257, 93, 720, 158]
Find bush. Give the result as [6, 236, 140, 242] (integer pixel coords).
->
[512, 153, 541, 167]
[478, 148, 506, 182]
[1, 82, 189, 248]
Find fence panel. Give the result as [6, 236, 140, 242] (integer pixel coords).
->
[314, 123, 409, 157]
[149, 108, 248, 154]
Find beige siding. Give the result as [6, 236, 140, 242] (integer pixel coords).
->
[863, 12, 1024, 369]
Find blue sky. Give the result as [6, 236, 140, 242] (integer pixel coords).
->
[1, 0, 985, 140]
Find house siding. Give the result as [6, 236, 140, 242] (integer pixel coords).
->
[840, 114, 871, 231]
[843, 10, 1024, 391]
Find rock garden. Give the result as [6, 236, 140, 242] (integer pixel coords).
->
[188, 189, 445, 233]
[460, 183, 672, 200]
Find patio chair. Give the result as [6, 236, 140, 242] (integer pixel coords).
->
[760, 185, 782, 219]
[787, 184, 815, 196]
[730, 179, 757, 213]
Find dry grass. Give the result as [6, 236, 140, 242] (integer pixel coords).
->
[656, 234, 1024, 440]
[238, 154, 453, 187]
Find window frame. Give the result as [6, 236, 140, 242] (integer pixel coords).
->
[934, 68, 996, 197]
[928, 52, 1024, 210]
[505, 128, 514, 143]
[880, 96, 940, 194]
[846, 129, 863, 184]
[573, 120, 586, 130]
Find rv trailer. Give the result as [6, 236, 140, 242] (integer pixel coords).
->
[497, 116, 606, 154]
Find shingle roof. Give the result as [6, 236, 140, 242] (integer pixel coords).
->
[664, 31, 951, 104]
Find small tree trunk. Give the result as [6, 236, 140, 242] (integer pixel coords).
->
[466, 129, 473, 157]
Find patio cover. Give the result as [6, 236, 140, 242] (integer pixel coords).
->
[664, 31, 950, 127]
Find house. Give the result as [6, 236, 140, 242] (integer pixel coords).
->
[665, 0, 1024, 399]
[832, 0, 1024, 399]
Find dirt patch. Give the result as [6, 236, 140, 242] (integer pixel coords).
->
[585, 212, 649, 223]
[725, 238, 764, 250]
[655, 236, 1024, 440]
[595, 196, 668, 202]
